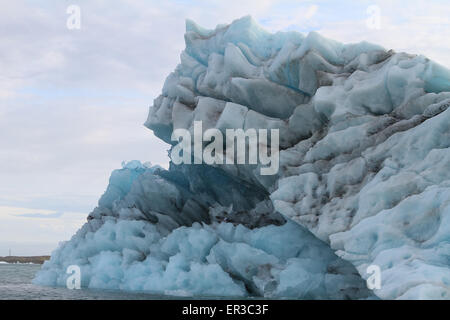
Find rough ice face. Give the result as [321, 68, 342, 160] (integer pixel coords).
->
[36, 16, 450, 299]
[144, 16, 450, 299]
[35, 162, 372, 299]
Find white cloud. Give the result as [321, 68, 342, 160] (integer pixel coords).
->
[0, 206, 86, 255]
[305, 5, 319, 19]
[313, 0, 450, 67]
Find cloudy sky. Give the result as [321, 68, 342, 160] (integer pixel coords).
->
[1, 0, 449, 256]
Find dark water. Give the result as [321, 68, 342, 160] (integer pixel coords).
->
[0, 263, 174, 300]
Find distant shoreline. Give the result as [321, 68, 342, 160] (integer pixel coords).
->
[0, 256, 50, 265]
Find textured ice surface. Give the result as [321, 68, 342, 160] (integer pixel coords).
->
[35, 163, 372, 299]
[36, 16, 450, 299]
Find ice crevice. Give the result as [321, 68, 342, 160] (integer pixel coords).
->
[35, 16, 450, 299]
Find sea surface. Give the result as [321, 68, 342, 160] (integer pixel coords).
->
[0, 263, 176, 300]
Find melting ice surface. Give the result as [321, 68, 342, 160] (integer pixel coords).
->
[35, 16, 450, 299]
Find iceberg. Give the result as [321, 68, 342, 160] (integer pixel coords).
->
[35, 16, 450, 299]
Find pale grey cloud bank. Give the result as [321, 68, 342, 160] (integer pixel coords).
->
[0, 0, 449, 255]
